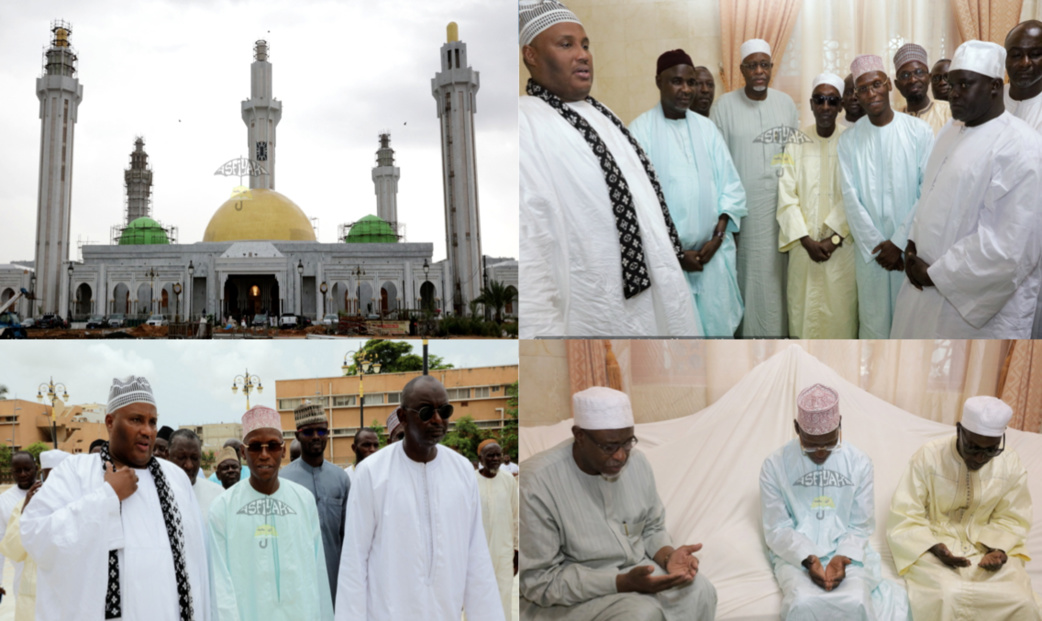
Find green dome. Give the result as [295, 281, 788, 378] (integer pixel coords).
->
[118, 217, 170, 245]
[344, 214, 398, 244]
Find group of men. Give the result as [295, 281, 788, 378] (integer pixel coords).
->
[0, 373, 516, 620]
[520, 385, 1042, 620]
[519, 0, 1042, 339]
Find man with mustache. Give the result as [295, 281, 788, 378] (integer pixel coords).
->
[887, 396, 1042, 620]
[520, 387, 716, 620]
[630, 49, 747, 337]
[710, 38, 799, 338]
[890, 40, 1042, 338]
[837, 54, 933, 339]
[335, 375, 503, 620]
[519, 0, 700, 338]
[893, 43, 952, 135]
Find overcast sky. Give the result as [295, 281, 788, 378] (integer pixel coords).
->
[0, 0, 518, 264]
[0, 339, 518, 428]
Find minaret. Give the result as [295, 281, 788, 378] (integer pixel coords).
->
[431, 22, 482, 315]
[242, 39, 281, 190]
[372, 133, 400, 226]
[124, 137, 153, 223]
[34, 20, 83, 314]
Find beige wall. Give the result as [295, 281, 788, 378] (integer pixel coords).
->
[519, 340, 571, 427]
[0, 399, 108, 454]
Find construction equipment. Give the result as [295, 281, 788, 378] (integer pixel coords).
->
[0, 288, 30, 339]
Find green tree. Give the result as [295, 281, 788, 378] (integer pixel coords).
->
[0, 444, 11, 482]
[342, 339, 453, 375]
[441, 415, 485, 462]
[200, 449, 216, 474]
[25, 441, 50, 465]
[500, 381, 519, 460]
[367, 418, 388, 449]
[474, 279, 517, 324]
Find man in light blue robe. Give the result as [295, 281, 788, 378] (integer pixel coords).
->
[760, 384, 909, 620]
[631, 49, 748, 337]
[838, 54, 933, 338]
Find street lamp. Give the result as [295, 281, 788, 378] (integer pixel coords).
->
[144, 267, 159, 316]
[37, 377, 69, 449]
[29, 273, 36, 319]
[67, 262, 74, 322]
[231, 369, 263, 410]
[342, 350, 382, 429]
[320, 281, 328, 318]
[352, 266, 365, 316]
[187, 260, 195, 320]
[297, 259, 304, 317]
[173, 282, 182, 323]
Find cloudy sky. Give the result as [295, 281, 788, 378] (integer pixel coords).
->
[0, 0, 518, 264]
[0, 339, 518, 428]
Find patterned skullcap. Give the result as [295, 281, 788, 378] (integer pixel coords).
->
[293, 401, 326, 429]
[519, 0, 582, 46]
[950, 40, 1006, 79]
[894, 43, 929, 72]
[961, 396, 1012, 437]
[740, 38, 771, 60]
[217, 446, 240, 466]
[812, 72, 845, 94]
[657, 49, 694, 75]
[796, 384, 840, 436]
[573, 387, 634, 430]
[386, 409, 403, 439]
[851, 55, 886, 82]
[241, 406, 282, 440]
[107, 376, 156, 414]
[40, 449, 70, 470]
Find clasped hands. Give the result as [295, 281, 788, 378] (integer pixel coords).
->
[930, 543, 1007, 571]
[803, 554, 850, 591]
[616, 544, 702, 594]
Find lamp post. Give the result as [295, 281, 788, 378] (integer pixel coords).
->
[352, 266, 365, 316]
[37, 378, 69, 449]
[67, 262, 74, 322]
[342, 350, 382, 429]
[145, 267, 159, 316]
[29, 273, 36, 319]
[297, 259, 304, 317]
[231, 369, 263, 410]
[173, 282, 182, 323]
[320, 281, 328, 318]
[12, 406, 20, 449]
[187, 260, 195, 320]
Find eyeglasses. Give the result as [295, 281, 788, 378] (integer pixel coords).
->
[298, 427, 329, 438]
[741, 61, 773, 71]
[588, 435, 638, 455]
[811, 94, 842, 106]
[898, 68, 929, 80]
[245, 441, 284, 454]
[930, 73, 949, 84]
[854, 79, 889, 95]
[401, 403, 454, 422]
[800, 425, 842, 455]
[958, 427, 1004, 458]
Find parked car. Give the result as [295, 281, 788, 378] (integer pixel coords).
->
[145, 314, 169, 327]
[86, 314, 107, 329]
[21, 317, 35, 329]
[36, 314, 66, 329]
[108, 314, 126, 328]
[322, 313, 339, 326]
[279, 315, 299, 328]
[251, 313, 269, 327]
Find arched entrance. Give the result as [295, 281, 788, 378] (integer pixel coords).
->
[75, 283, 92, 317]
[359, 282, 374, 316]
[380, 281, 398, 315]
[420, 281, 435, 312]
[0, 288, 14, 307]
[112, 283, 130, 314]
[223, 275, 281, 321]
[505, 285, 518, 316]
[136, 284, 152, 315]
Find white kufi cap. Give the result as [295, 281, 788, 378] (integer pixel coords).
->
[572, 387, 634, 430]
[740, 38, 771, 60]
[107, 375, 156, 413]
[812, 72, 845, 94]
[961, 396, 1012, 437]
[950, 40, 1006, 79]
[519, 0, 583, 47]
[40, 449, 70, 470]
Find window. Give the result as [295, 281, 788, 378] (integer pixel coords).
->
[447, 388, 470, 400]
[278, 398, 301, 411]
[363, 394, 383, 405]
[473, 387, 490, 399]
[387, 392, 401, 404]
[333, 395, 357, 407]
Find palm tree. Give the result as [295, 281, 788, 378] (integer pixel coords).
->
[474, 280, 516, 324]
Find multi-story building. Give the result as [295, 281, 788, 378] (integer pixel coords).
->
[0, 398, 106, 454]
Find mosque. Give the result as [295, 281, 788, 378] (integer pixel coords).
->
[0, 21, 517, 323]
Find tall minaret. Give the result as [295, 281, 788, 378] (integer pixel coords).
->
[34, 20, 83, 314]
[431, 22, 482, 315]
[372, 133, 400, 226]
[124, 137, 153, 223]
[242, 39, 281, 190]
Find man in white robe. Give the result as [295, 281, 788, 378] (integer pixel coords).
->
[519, 0, 700, 338]
[0, 451, 36, 599]
[167, 428, 224, 522]
[891, 40, 1042, 338]
[838, 54, 933, 338]
[521, 387, 716, 621]
[894, 43, 953, 135]
[760, 384, 908, 620]
[887, 396, 1042, 620]
[630, 49, 748, 337]
[777, 74, 858, 338]
[476, 439, 519, 621]
[711, 38, 799, 337]
[22, 376, 211, 621]
[335, 376, 504, 620]
[1004, 20, 1042, 338]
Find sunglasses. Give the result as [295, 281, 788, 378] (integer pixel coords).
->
[298, 427, 329, 438]
[245, 441, 285, 454]
[811, 94, 842, 106]
[400, 403, 454, 422]
[958, 426, 1004, 458]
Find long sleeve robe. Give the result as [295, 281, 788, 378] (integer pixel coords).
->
[710, 87, 799, 338]
[335, 443, 504, 620]
[476, 467, 519, 621]
[890, 112, 1042, 338]
[0, 500, 36, 621]
[777, 124, 858, 338]
[886, 436, 1041, 620]
[519, 96, 701, 338]
[520, 441, 716, 621]
[21, 454, 211, 621]
[902, 99, 952, 136]
[629, 104, 748, 337]
[207, 478, 333, 621]
[1004, 83, 1042, 339]
[837, 113, 933, 338]
[760, 440, 908, 620]
[0, 485, 28, 597]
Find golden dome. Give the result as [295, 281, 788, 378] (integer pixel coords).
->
[203, 188, 316, 242]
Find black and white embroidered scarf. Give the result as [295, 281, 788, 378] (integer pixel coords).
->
[527, 78, 684, 299]
[100, 442, 194, 620]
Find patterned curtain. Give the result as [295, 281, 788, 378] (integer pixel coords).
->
[950, 0, 1025, 43]
[567, 340, 609, 403]
[720, 0, 804, 92]
[998, 340, 1042, 432]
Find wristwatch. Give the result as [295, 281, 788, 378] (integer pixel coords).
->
[830, 234, 843, 247]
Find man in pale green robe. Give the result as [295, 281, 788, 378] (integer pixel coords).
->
[710, 38, 799, 338]
[631, 49, 748, 337]
[777, 74, 858, 339]
[887, 397, 1042, 621]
